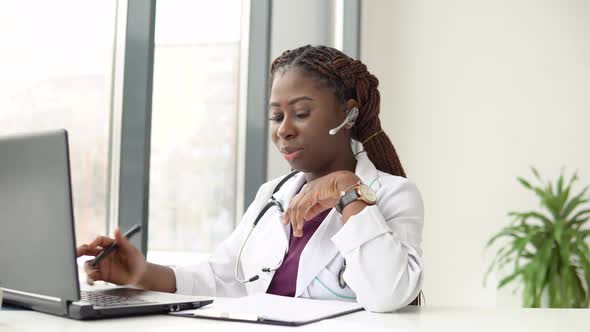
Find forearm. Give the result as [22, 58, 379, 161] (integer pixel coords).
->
[138, 262, 177, 293]
[335, 170, 367, 224]
[332, 197, 424, 312]
[344, 235, 423, 312]
[341, 200, 368, 223]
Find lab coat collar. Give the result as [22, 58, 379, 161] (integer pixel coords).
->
[273, 147, 381, 203]
[271, 150, 382, 297]
[352, 150, 382, 191]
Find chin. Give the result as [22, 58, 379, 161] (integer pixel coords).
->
[285, 159, 312, 173]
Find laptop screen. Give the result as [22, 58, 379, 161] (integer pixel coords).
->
[0, 129, 80, 301]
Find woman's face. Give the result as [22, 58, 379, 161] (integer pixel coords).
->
[269, 68, 352, 175]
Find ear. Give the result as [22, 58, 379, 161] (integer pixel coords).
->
[344, 99, 359, 129]
[345, 99, 359, 111]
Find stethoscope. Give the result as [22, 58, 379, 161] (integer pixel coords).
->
[234, 170, 300, 284]
[233, 170, 349, 290]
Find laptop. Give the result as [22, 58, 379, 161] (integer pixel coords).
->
[0, 129, 213, 319]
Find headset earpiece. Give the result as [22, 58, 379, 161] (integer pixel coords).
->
[344, 107, 359, 127]
[329, 107, 359, 135]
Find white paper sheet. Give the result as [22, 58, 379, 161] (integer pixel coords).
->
[170, 293, 363, 324]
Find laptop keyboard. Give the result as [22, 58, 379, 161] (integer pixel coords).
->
[80, 290, 153, 307]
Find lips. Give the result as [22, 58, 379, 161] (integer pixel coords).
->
[281, 147, 303, 161]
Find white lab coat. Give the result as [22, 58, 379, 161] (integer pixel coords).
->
[173, 152, 424, 312]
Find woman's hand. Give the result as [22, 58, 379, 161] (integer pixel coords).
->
[283, 170, 363, 237]
[76, 228, 147, 286]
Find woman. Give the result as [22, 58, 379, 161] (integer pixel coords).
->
[78, 45, 424, 313]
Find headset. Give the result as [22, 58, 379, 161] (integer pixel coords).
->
[329, 107, 359, 135]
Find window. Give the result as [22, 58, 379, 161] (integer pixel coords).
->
[0, 1, 117, 245]
[148, 0, 243, 257]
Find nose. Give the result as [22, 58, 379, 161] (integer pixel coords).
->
[276, 116, 296, 140]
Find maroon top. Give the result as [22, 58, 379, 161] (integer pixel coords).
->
[266, 208, 332, 297]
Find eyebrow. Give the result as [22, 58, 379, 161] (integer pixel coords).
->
[269, 96, 314, 108]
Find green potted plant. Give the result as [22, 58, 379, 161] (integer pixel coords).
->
[485, 167, 590, 307]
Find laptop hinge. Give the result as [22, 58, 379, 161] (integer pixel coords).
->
[61, 299, 72, 315]
[3, 288, 72, 316]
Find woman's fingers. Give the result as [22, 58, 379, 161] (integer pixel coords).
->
[284, 178, 342, 237]
[285, 194, 301, 236]
[87, 269, 103, 283]
[77, 242, 104, 257]
[86, 276, 95, 286]
[114, 228, 133, 255]
[87, 236, 115, 252]
[76, 244, 90, 257]
[292, 197, 302, 237]
[84, 260, 102, 284]
[77, 245, 104, 258]
[285, 192, 316, 238]
[304, 201, 325, 221]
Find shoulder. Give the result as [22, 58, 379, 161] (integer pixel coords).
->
[252, 172, 299, 202]
[376, 171, 421, 196]
[374, 171, 424, 217]
[240, 172, 299, 225]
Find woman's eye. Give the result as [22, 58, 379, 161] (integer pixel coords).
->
[296, 111, 310, 119]
[269, 114, 283, 122]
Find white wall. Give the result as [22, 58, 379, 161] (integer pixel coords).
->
[361, 0, 590, 306]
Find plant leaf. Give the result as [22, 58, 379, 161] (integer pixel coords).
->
[533, 240, 553, 305]
[543, 182, 561, 219]
[498, 268, 524, 289]
[555, 219, 564, 245]
[531, 166, 542, 182]
[566, 209, 590, 229]
[566, 172, 579, 194]
[485, 225, 532, 247]
[561, 187, 589, 219]
[508, 211, 552, 229]
[518, 177, 533, 190]
[573, 245, 590, 305]
[567, 265, 586, 308]
[487, 168, 590, 308]
[547, 251, 560, 307]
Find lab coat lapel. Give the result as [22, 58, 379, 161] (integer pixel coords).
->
[295, 208, 342, 297]
[272, 172, 307, 239]
[294, 151, 382, 297]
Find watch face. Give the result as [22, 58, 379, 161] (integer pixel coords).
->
[359, 184, 377, 203]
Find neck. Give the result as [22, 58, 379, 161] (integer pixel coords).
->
[304, 150, 357, 183]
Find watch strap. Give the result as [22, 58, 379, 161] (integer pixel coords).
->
[336, 188, 360, 214]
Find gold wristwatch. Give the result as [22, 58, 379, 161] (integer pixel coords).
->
[335, 181, 377, 214]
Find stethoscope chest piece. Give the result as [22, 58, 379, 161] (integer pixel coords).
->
[338, 261, 347, 289]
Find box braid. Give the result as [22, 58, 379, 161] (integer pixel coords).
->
[270, 45, 406, 177]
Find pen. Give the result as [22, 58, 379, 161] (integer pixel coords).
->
[91, 224, 141, 267]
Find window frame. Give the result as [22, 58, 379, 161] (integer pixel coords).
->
[115, 0, 359, 255]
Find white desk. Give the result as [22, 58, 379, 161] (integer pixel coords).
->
[1, 306, 588, 332]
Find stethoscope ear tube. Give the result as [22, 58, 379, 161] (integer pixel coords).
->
[252, 201, 275, 227]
